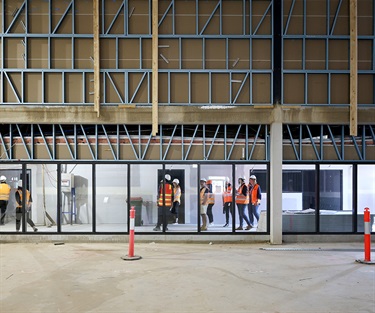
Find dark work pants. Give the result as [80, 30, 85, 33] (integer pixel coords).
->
[16, 207, 36, 231]
[207, 203, 214, 223]
[223, 202, 233, 224]
[0, 200, 8, 224]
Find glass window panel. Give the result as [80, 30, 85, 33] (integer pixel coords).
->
[320, 165, 352, 232]
[96, 164, 127, 232]
[357, 165, 375, 233]
[235, 164, 267, 232]
[60, 164, 92, 232]
[282, 165, 316, 233]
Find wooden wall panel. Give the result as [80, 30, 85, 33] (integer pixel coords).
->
[25, 73, 42, 103]
[28, 0, 49, 33]
[51, 38, 72, 69]
[4, 38, 24, 68]
[358, 40, 373, 70]
[212, 74, 229, 103]
[175, 0, 196, 34]
[191, 73, 209, 104]
[100, 38, 116, 69]
[45, 73, 62, 103]
[74, 39, 93, 69]
[284, 74, 304, 104]
[142, 38, 152, 69]
[252, 39, 271, 69]
[104, 0, 125, 34]
[206, 39, 226, 69]
[28, 38, 48, 68]
[253, 74, 271, 104]
[171, 73, 188, 104]
[328, 40, 349, 70]
[158, 73, 168, 104]
[65, 73, 83, 103]
[358, 75, 373, 105]
[252, 1, 272, 35]
[75, 0, 92, 34]
[306, 40, 326, 70]
[128, 0, 149, 34]
[308, 74, 328, 104]
[358, 0, 373, 35]
[182, 39, 203, 69]
[222, 0, 243, 35]
[4, 73, 21, 103]
[331, 74, 349, 104]
[283, 0, 303, 35]
[283, 39, 302, 69]
[228, 39, 250, 70]
[306, 0, 327, 35]
[158, 39, 179, 69]
[119, 39, 140, 69]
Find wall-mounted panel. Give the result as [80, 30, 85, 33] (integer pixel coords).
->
[25, 73, 42, 103]
[51, 38, 72, 69]
[28, 38, 48, 69]
[182, 39, 202, 69]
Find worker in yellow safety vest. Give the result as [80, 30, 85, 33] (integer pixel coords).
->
[0, 175, 11, 225]
[15, 179, 38, 232]
[206, 179, 215, 226]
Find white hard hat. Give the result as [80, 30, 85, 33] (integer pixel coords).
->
[172, 178, 179, 184]
[165, 174, 171, 181]
[200, 178, 206, 182]
[250, 175, 257, 180]
[0, 175, 6, 182]
[18, 179, 23, 187]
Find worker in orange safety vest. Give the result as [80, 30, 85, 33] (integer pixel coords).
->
[222, 181, 233, 227]
[153, 174, 173, 231]
[0, 175, 11, 225]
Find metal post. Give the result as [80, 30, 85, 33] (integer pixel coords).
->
[122, 206, 142, 261]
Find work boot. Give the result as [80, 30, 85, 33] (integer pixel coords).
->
[236, 226, 243, 230]
[153, 226, 161, 231]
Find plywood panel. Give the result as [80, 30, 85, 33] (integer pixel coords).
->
[306, 0, 327, 35]
[158, 73, 168, 104]
[28, 38, 48, 69]
[25, 73, 42, 103]
[175, 0, 196, 34]
[100, 38, 116, 69]
[75, 39, 93, 69]
[182, 39, 202, 69]
[191, 73, 209, 104]
[4, 38, 24, 68]
[198, 0, 220, 35]
[331, 74, 349, 104]
[206, 39, 226, 69]
[128, 73, 148, 104]
[104, 0, 125, 34]
[306, 40, 326, 70]
[142, 38, 152, 69]
[252, 39, 271, 69]
[128, 0, 149, 34]
[253, 74, 271, 104]
[252, 1, 272, 35]
[232, 73, 250, 104]
[329, 40, 349, 70]
[119, 38, 140, 69]
[3, 73, 21, 103]
[171, 73, 188, 104]
[45, 73, 62, 103]
[51, 38, 72, 69]
[228, 39, 250, 69]
[358, 75, 373, 105]
[283, 0, 303, 35]
[284, 74, 304, 104]
[358, 0, 373, 35]
[29, 0, 49, 33]
[222, 0, 243, 35]
[283, 39, 302, 69]
[308, 74, 328, 104]
[75, 0, 92, 34]
[105, 73, 125, 104]
[212, 73, 229, 103]
[358, 40, 372, 71]
[158, 39, 179, 69]
[65, 73, 83, 103]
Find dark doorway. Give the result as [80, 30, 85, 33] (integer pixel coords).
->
[158, 169, 185, 224]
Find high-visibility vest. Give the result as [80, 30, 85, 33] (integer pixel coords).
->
[0, 183, 11, 201]
[158, 183, 173, 207]
[235, 184, 249, 204]
[249, 184, 260, 205]
[16, 189, 31, 208]
[173, 186, 181, 203]
[200, 187, 208, 205]
[222, 186, 232, 203]
[206, 181, 215, 204]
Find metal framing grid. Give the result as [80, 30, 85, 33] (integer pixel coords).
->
[282, 0, 375, 106]
[0, 123, 374, 162]
[0, 0, 273, 106]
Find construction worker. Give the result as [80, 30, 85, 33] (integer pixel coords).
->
[0, 175, 11, 225]
[153, 174, 173, 231]
[206, 179, 215, 226]
[170, 178, 181, 224]
[235, 177, 251, 230]
[222, 181, 233, 227]
[248, 175, 262, 228]
[15, 180, 38, 232]
[199, 178, 209, 231]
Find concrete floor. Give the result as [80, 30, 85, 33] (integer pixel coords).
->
[1, 241, 374, 313]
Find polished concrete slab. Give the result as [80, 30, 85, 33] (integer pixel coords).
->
[1, 241, 374, 313]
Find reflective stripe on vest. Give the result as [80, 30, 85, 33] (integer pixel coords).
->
[236, 184, 249, 204]
[250, 184, 260, 205]
[0, 183, 11, 201]
[158, 184, 173, 207]
[207, 193, 215, 204]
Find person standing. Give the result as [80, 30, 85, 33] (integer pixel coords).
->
[222, 182, 233, 227]
[0, 175, 11, 225]
[15, 180, 38, 232]
[248, 175, 262, 228]
[153, 174, 173, 231]
[170, 178, 181, 224]
[199, 178, 209, 231]
[235, 177, 251, 230]
[206, 179, 215, 226]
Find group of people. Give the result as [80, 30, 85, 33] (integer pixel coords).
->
[200, 175, 262, 231]
[0, 175, 38, 232]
